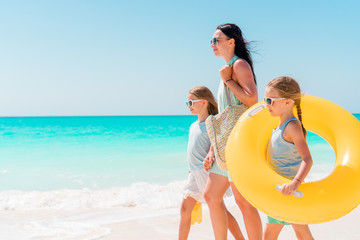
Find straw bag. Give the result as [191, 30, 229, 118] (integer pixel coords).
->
[206, 84, 248, 171]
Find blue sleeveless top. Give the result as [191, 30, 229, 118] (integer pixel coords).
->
[268, 118, 302, 179]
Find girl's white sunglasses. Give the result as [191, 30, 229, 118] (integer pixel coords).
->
[186, 99, 203, 107]
[264, 97, 286, 106]
[264, 97, 295, 106]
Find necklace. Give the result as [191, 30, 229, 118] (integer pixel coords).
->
[227, 55, 239, 66]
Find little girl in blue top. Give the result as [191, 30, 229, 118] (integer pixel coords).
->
[178, 86, 244, 240]
[264, 76, 314, 240]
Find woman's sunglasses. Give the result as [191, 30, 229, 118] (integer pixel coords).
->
[186, 99, 203, 107]
[264, 97, 286, 106]
[210, 37, 230, 45]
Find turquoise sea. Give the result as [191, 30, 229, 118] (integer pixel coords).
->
[0, 114, 359, 192]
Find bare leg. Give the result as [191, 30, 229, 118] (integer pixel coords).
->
[226, 208, 245, 240]
[264, 224, 284, 240]
[291, 224, 314, 240]
[230, 182, 263, 240]
[178, 197, 197, 240]
[204, 173, 231, 240]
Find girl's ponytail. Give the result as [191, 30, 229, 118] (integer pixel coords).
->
[295, 99, 307, 137]
[207, 102, 218, 115]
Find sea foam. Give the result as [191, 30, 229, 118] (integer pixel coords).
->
[0, 181, 186, 211]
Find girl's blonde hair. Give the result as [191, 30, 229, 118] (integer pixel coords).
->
[189, 86, 218, 115]
[267, 76, 306, 137]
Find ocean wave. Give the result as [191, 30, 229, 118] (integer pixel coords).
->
[0, 181, 186, 211]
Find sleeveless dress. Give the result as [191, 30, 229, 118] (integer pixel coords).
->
[209, 56, 244, 182]
[266, 117, 302, 225]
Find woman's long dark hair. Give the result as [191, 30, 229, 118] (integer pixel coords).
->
[217, 23, 256, 84]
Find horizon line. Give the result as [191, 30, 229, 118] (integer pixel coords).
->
[0, 114, 196, 118]
[0, 113, 358, 118]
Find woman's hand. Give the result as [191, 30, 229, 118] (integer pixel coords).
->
[281, 180, 301, 196]
[220, 65, 233, 83]
[204, 148, 215, 172]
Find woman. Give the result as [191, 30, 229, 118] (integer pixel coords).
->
[203, 23, 262, 240]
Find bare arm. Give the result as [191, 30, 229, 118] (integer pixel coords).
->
[203, 145, 215, 172]
[219, 60, 258, 107]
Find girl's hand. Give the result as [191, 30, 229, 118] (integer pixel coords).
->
[204, 150, 215, 172]
[220, 65, 233, 83]
[281, 180, 301, 196]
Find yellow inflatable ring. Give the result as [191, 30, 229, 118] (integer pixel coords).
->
[227, 95, 360, 224]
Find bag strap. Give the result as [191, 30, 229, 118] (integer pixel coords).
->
[224, 56, 239, 109]
[224, 83, 233, 109]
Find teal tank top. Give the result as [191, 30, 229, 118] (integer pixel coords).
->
[217, 55, 243, 113]
[268, 118, 303, 179]
[217, 82, 242, 113]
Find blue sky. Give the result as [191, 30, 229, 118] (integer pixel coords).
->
[0, 0, 359, 116]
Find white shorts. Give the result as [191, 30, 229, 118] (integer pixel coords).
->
[183, 169, 209, 203]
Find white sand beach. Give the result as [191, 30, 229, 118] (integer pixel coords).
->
[1, 204, 359, 239]
[108, 205, 360, 240]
